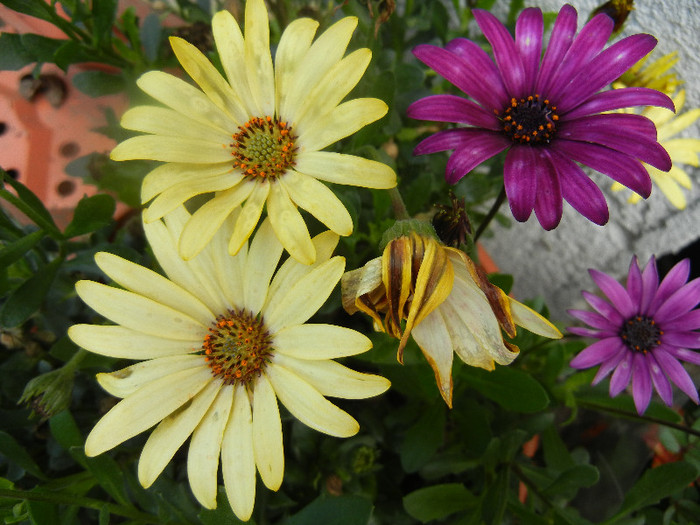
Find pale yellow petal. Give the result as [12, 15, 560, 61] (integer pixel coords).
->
[508, 298, 562, 339]
[111, 135, 231, 164]
[658, 108, 700, 141]
[411, 307, 455, 407]
[275, 18, 319, 117]
[85, 365, 213, 456]
[144, 174, 243, 223]
[96, 355, 204, 398]
[142, 162, 234, 206]
[294, 49, 372, 130]
[75, 281, 207, 340]
[264, 257, 345, 333]
[274, 324, 371, 360]
[267, 181, 315, 265]
[178, 182, 256, 261]
[69, 324, 199, 360]
[136, 71, 236, 131]
[296, 151, 396, 189]
[266, 363, 359, 437]
[139, 379, 221, 488]
[281, 171, 353, 236]
[282, 16, 358, 123]
[243, 0, 274, 115]
[120, 105, 231, 143]
[209, 210, 247, 309]
[169, 36, 247, 125]
[651, 169, 687, 209]
[662, 138, 700, 166]
[252, 374, 284, 490]
[299, 98, 388, 152]
[243, 218, 283, 316]
[222, 384, 256, 522]
[94, 252, 215, 326]
[188, 384, 234, 509]
[662, 164, 693, 188]
[212, 10, 256, 116]
[273, 354, 389, 400]
[229, 181, 270, 255]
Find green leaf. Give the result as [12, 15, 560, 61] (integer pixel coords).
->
[542, 424, 576, 470]
[487, 273, 514, 294]
[403, 484, 477, 523]
[53, 41, 98, 70]
[72, 71, 126, 97]
[64, 194, 115, 237]
[0, 256, 62, 327]
[0, 0, 54, 22]
[399, 401, 446, 472]
[0, 33, 35, 70]
[543, 464, 599, 498]
[284, 495, 373, 525]
[20, 34, 68, 65]
[576, 394, 683, 424]
[26, 497, 60, 525]
[0, 431, 47, 480]
[92, 0, 118, 48]
[0, 171, 60, 237]
[140, 12, 162, 62]
[461, 366, 550, 413]
[605, 462, 699, 523]
[0, 230, 44, 269]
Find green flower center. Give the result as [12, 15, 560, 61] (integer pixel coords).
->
[620, 315, 663, 353]
[499, 95, 559, 145]
[202, 308, 273, 386]
[230, 116, 297, 180]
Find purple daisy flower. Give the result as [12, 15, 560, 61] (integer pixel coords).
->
[569, 256, 700, 414]
[407, 5, 674, 230]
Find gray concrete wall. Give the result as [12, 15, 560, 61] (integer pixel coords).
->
[480, 0, 700, 319]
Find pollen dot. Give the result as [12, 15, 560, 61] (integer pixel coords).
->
[499, 95, 558, 145]
[230, 116, 297, 180]
[619, 316, 661, 354]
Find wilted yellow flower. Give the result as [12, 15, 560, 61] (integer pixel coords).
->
[341, 230, 561, 407]
[612, 89, 700, 209]
[69, 207, 389, 521]
[111, 0, 396, 265]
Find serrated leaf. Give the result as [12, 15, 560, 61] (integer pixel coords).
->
[64, 194, 115, 237]
[0, 256, 62, 327]
[0, 230, 44, 269]
[404, 483, 476, 523]
[461, 365, 550, 413]
[0, 431, 47, 480]
[284, 496, 373, 525]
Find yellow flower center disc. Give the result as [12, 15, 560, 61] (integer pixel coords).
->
[230, 116, 297, 179]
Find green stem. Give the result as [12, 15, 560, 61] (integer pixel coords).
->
[388, 187, 410, 220]
[579, 401, 700, 439]
[0, 488, 166, 524]
[473, 186, 506, 243]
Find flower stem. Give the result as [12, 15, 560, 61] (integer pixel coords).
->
[0, 488, 166, 524]
[579, 400, 700, 439]
[388, 187, 410, 220]
[474, 186, 506, 243]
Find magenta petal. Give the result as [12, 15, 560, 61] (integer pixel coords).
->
[535, 4, 577, 95]
[504, 146, 541, 222]
[662, 310, 700, 332]
[570, 338, 624, 369]
[582, 291, 624, 324]
[406, 95, 501, 129]
[515, 8, 543, 93]
[546, 148, 609, 225]
[568, 308, 618, 330]
[592, 346, 626, 385]
[473, 9, 526, 97]
[589, 269, 635, 317]
[626, 256, 643, 306]
[609, 352, 633, 396]
[557, 34, 658, 113]
[551, 140, 651, 198]
[654, 348, 700, 403]
[640, 256, 659, 315]
[661, 331, 700, 349]
[647, 353, 674, 406]
[568, 326, 617, 338]
[563, 88, 675, 120]
[444, 132, 510, 183]
[664, 346, 700, 366]
[444, 38, 510, 109]
[654, 278, 700, 323]
[648, 259, 691, 313]
[414, 129, 472, 155]
[533, 156, 562, 230]
[542, 13, 613, 101]
[631, 353, 653, 414]
[562, 113, 658, 142]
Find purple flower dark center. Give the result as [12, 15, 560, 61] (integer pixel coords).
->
[499, 95, 559, 145]
[620, 316, 662, 353]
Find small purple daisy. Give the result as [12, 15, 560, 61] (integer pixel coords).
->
[569, 256, 700, 414]
[407, 5, 674, 230]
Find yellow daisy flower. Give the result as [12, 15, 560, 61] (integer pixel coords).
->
[341, 231, 561, 407]
[111, 0, 396, 265]
[68, 207, 389, 521]
[612, 89, 700, 209]
[616, 51, 681, 96]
